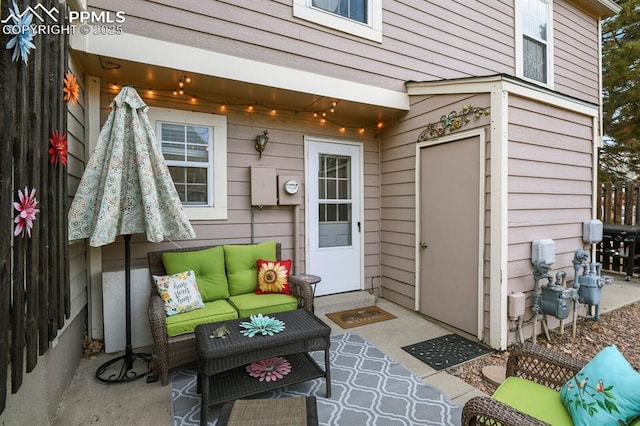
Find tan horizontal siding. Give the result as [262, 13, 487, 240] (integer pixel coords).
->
[380, 93, 490, 311]
[97, 82, 380, 282]
[553, 1, 600, 103]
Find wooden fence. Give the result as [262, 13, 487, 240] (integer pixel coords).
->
[0, 0, 70, 414]
[598, 181, 640, 225]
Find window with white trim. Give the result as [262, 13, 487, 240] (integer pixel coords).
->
[515, 0, 554, 86]
[293, 0, 382, 43]
[148, 108, 228, 220]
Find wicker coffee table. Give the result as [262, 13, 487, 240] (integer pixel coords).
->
[194, 309, 332, 426]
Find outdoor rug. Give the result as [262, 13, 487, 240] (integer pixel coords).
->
[171, 332, 461, 425]
[402, 334, 493, 371]
[325, 305, 396, 329]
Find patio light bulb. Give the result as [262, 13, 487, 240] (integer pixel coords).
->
[185, 76, 192, 83]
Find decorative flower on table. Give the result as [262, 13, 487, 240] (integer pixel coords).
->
[13, 187, 39, 238]
[49, 130, 68, 167]
[239, 314, 285, 337]
[63, 72, 80, 105]
[246, 357, 291, 382]
[5, 1, 36, 64]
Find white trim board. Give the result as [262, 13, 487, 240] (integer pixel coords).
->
[70, 32, 409, 111]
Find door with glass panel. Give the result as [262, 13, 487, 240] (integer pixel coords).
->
[306, 139, 362, 296]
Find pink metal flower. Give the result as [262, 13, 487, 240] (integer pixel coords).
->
[14, 187, 39, 238]
[49, 130, 68, 167]
[246, 357, 291, 382]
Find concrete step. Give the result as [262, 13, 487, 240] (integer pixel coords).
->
[313, 290, 377, 317]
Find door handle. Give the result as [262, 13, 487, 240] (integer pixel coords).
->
[420, 241, 428, 249]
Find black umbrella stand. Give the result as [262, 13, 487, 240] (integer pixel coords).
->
[96, 234, 153, 383]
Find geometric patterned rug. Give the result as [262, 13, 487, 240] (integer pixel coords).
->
[171, 332, 461, 425]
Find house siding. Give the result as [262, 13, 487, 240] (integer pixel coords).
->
[554, 1, 601, 104]
[96, 83, 381, 286]
[506, 95, 594, 339]
[87, 1, 600, 104]
[67, 54, 89, 324]
[379, 93, 492, 310]
[86, 0, 514, 94]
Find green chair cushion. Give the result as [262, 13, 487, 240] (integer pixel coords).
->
[162, 246, 229, 303]
[224, 241, 276, 296]
[228, 293, 299, 318]
[165, 299, 238, 337]
[493, 376, 573, 426]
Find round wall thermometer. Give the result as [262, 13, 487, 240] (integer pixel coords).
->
[284, 180, 299, 194]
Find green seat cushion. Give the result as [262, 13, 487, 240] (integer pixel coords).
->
[165, 299, 238, 337]
[493, 377, 573, 426]
[162, 246, 229, 303]
[224, 241, 276, 296]
[228, 293, 299, 318]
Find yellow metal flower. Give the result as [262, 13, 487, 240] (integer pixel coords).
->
[258, 262, 288, 293]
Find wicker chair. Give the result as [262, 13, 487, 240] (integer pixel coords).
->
[147, 243, 315, 385]
[461, 342, 587, 426]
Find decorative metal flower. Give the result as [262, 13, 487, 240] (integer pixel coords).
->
[14, 187, 40, 238]
[246, 357, 291, 382]
[5, 1, 36, 64]
[49, 130, 68, 167]
[63, 72, 80, 105]
[239, 314, 285, 337]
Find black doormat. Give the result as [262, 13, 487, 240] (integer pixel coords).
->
[401, 334, 493, 371]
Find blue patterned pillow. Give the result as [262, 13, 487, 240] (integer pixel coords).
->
[560, 345, 640, 426]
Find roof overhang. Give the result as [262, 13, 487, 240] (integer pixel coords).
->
[570, 0, 621, 18]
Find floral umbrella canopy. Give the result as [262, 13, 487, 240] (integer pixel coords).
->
[68, 86, 196, 382]
[68, 86, 195, 246]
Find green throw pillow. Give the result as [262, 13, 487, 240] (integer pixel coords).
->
[560, 345, 640, 426]
[224, 241, 276, 296]
[162, 246, 229, 303]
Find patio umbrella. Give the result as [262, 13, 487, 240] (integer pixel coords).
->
[68, 86, 196, 383]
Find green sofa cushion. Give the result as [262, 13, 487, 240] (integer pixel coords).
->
[165, 299, 238, 337]
[493, 377, 573, 426]
[224, 241, 276, 296]
[162, 246, 229, 303]
[228, 293, 299, 318]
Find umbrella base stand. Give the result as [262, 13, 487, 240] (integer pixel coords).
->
[95, 235, 152, 384]
[95, 348, 152, 383]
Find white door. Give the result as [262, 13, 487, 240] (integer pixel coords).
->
[306, 139, 362, 296]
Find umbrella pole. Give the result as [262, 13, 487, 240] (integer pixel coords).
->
[96, 234, 152, 383]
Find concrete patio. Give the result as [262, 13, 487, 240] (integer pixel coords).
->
[52, 273, 640, 425]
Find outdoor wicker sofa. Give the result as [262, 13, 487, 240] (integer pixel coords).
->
[147, 241, 314, 385]
[461, 342, 640, 426]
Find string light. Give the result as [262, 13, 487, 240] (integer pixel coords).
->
[106, 79, 383, 135]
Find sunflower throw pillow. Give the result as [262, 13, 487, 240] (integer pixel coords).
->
[255, 259, 292, 295]
[153, 270, 205, 316]
[559, 345, 640, 426]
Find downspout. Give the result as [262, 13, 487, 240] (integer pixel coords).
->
[293, 204, 300, 274]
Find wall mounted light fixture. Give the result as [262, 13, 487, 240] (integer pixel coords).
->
[255, 130, 269, 158]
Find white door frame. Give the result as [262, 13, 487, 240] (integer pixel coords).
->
[304, 136, 364, 295]
[414, 128, 486, 340]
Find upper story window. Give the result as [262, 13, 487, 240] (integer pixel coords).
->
[312, 0, 367, 23]
[516, 0, 554, 87]
[148, 108, 228, 220]
[293, 0, 382, 43]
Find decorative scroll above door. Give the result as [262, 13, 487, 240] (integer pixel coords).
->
[418, 104, 490, 141]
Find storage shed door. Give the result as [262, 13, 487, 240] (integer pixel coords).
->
[419, 134, 482, 336]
